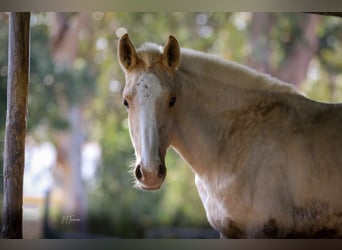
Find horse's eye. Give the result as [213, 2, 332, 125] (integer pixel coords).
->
[169, 97, 176, 107]
[123, 99, 129, 109]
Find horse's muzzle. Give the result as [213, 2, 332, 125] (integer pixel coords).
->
[134, 163, 167, 190]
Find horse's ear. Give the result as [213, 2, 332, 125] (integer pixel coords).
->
[162, 35, 180, 72]
[118, 34, 137, 71]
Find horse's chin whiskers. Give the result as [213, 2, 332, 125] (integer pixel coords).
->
[128, 168, 136, 183]
[128, 162, 135, 171]
[129, 157, 136, 167]
[128, 159, 136, 171]
[133, 181, 141, 190]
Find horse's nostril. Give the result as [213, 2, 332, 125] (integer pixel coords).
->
[158, 164, 166, 178]
[135, 165, 142, 180]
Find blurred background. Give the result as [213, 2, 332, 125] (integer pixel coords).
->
[0, 12, 342, 238]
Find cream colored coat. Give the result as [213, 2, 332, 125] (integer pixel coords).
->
[118, 34, 342, 238]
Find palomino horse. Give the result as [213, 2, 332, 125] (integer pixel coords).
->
[117, 34, 342, 238]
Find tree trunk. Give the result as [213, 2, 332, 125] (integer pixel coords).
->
[49, 13, 89, 232]
[277, 14, 322, 86]
[1, 12, 30, 239]
[246, 13, 274, 74]
[50, 12, 89, 64]
[54, 106, 86, 232]
[247, 13, 322, 87]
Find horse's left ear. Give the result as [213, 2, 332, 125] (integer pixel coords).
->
[162, 35, 180, 72]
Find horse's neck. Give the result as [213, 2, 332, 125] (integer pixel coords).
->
[170, 70, 253, 177]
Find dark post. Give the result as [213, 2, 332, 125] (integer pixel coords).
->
[1, 12, 30, 239]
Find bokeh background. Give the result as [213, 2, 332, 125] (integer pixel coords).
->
[0, 12, 342, 238]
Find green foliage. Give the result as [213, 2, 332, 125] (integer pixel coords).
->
[303, 16, 342, 102]
[28, 19, 97, 136]
[28, 22, 68, 133]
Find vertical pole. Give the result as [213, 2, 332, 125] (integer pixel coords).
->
[1, 12, 30, 239]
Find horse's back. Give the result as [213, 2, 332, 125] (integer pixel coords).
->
[234, 94, 342, 238]
[294, 98, 342, 172]
[278, 97, 342, 238]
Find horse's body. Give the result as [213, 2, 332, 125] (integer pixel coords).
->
[118, 34, 342, 238]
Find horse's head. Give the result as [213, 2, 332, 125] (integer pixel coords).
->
[118, 34, 180, 190]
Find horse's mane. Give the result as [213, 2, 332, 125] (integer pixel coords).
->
[137, 42, 297, 94]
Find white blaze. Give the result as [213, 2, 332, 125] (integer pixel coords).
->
[136, 73, 162, 170]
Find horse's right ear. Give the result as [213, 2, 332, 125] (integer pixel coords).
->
[118, 34, 137, 71]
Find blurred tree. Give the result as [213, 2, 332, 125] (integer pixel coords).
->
[316, 16, 342, 101]
[48, 12, 91, 232]
[28, 13, 97, 233]
[247, 13, 322, 87]
[246, 13, 342, 99]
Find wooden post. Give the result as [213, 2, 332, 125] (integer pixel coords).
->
[1, 12, 30, 239]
